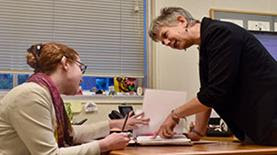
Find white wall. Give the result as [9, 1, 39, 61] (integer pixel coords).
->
[152, 0, 277, 101]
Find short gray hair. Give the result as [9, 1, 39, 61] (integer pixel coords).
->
[148, 7, 198, 42]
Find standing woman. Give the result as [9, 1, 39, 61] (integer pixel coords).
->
[149, 7, 277, 145]
[0, 42, 149, 154]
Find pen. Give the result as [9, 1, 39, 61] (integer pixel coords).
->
[121, 112, 130, 131]
[77, 118, 88, 125]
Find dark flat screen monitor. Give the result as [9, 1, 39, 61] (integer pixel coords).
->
[251, 31, 277, 60]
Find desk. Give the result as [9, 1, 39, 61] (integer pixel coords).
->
[110, 137, 277, 155]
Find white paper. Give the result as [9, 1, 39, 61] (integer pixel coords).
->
[136, 135, 192, 145]
[220, 18, 243, 27]
[133, 89, 187, 136]
[248, 20, 270, 31]
[274, 22, 277, 32]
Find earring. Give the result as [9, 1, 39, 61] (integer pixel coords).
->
[185, 28, 188, 32]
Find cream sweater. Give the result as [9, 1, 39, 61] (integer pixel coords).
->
[0, 82, 110, 155]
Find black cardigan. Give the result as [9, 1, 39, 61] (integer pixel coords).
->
[197, 17, 277, 144]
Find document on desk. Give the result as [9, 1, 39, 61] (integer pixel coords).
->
[136, 134, 192, 145]
[133, 89, 187, 136]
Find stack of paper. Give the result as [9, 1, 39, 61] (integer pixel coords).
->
[136, 135, 192, 145]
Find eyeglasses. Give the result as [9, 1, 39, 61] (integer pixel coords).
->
[74, 59, 87, 74]
[64, 56, 87, 74]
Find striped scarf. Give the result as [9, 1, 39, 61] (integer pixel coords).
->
[27, 73, 73, 147]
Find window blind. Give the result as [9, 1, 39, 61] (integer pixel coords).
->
[0, 0, 144, 77]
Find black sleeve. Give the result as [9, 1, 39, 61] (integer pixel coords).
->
[197, 26, 243, 108]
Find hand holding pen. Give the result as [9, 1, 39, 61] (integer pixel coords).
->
[109, 111, 150, 131]
[121, 111, 150, 131]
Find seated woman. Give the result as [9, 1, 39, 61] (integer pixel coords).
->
[0, 42, 149, 155]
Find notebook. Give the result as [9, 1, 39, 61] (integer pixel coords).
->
[131, 89, 191, 145]
[133, 89, 188, 136]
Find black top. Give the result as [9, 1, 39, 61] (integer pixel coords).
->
[197, 17, 277, 145]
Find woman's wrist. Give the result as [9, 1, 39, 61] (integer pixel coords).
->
[109, 119, 121, 129]
[170, 109, 180, 124]
[99, 139, 109, 152]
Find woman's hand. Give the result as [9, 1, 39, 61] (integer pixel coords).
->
[110, 111, 150, 130]
[186, 130, 202, 141]
[186, 122, 206, 141]
[153, 113, 178, 138]
[99, 133, 130, 152]
[124, 111, 150, 130]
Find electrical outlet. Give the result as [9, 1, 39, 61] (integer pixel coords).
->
[248, 20, 270, 31]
